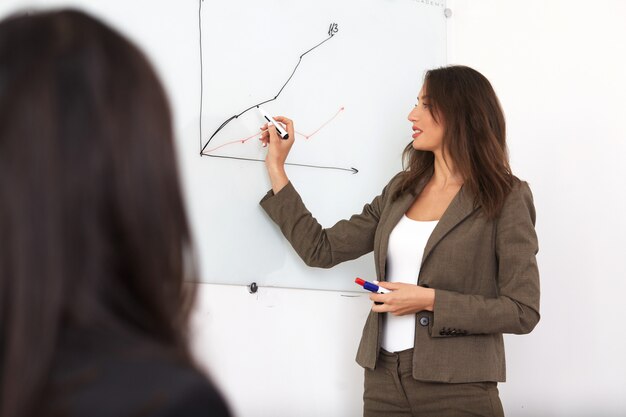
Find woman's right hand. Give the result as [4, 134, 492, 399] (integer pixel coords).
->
[260, 116, 295, 193]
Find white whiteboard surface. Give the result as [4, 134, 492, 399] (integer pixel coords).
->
[194, 0, 447, 291]
[0, 0, 447, 291]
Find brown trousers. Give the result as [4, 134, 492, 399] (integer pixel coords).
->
[364, 349, 505, 417]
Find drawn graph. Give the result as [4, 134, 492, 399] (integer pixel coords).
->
[203, 106, 345, 154]
[198, 0, 357, 174]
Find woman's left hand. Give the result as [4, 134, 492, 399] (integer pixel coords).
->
[370, 282, 435, 315]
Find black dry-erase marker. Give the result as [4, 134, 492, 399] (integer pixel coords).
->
[257, 105, 289, 139]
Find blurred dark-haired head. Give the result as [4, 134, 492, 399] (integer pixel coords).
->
[0, 9, 196, 417]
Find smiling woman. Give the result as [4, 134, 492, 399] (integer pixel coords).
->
[258, 65, 540, 416]
[398, 66, 512, 220]
[407, 89, 446, 154]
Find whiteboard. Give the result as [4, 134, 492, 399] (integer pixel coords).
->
[0, 0, 447, 291]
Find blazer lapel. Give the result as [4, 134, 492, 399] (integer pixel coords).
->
[421, 185, 478, 267]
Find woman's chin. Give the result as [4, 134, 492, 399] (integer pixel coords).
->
[412, 140, 427, 151]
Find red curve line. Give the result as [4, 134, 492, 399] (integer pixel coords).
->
[203, 107, 345, 154]
[203, 132, 260, 154]
[296, 107, 344, 140]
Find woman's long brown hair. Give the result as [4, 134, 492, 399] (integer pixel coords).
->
[396, 65, 515, 218]
[0, 10, 197, 417]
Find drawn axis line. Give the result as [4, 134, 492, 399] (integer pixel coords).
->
[198, 3, 355, 173]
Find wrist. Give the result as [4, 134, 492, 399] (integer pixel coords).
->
[266, 162, 285, 175]
[425, 288, 435, 312]
[266, 164, 289, 194]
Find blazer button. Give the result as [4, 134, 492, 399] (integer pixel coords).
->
[419, 316, 429, 327]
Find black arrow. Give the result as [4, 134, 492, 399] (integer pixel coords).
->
[202, 153, 358, 174]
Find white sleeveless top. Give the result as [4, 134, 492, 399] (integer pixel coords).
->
[381, 215, 438, 352]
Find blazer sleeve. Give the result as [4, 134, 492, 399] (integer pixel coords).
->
[260, 180, 391, 268]
[431, 181, 541, 337]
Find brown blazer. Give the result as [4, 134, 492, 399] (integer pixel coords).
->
[260, 172, 540, 383]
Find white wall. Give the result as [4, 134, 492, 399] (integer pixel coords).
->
[446, 1, 626, 416]
[191, 285, 371, 417]
[192, 1, 626, 416]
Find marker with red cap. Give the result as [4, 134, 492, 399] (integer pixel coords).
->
[355, 277, 390, 294]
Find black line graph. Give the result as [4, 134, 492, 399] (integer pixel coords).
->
[198, 0, 358, 174]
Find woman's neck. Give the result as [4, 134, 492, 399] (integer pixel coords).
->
[430, 150, 463, 190]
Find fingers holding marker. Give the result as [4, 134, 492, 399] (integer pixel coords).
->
[259, 123, 282, 146]
[376, 281, 399, 291]
[259, 116, 292, 148]
[262, 115, 295, 168]
[265, 124, 282, 147]
[259, 123, 270, 147]
[261, 116, 293, 143]
[273, 116, 294, 141]
[272, 116, 292, 126]
[257, 106, 290, 140]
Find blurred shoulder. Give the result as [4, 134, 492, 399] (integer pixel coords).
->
[44, 325, 231, 417]
[150, 363, 231, 417]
